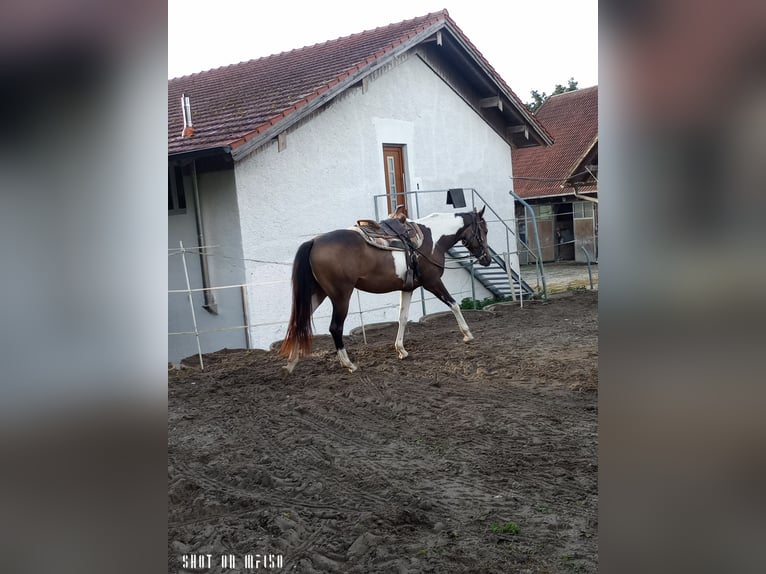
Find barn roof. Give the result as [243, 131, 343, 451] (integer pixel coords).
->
[512, 86, 598, 199]
[168, 10, 552, 160]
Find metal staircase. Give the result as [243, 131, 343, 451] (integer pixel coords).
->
[447, 245, 535, 299]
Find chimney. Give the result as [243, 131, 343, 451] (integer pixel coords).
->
[181, 94, 194, 137]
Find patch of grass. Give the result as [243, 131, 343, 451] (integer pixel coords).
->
[460, 295, 516, 310]
[489, 521, 521, 535]
[562, 554, 589, 572]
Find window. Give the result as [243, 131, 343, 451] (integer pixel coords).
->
[168, 165, 187, 214]
[533, 204, 553, 220]
[573, 201, 594, 219]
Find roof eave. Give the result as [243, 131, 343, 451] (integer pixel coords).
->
[563, 137, 598, 183]
[168, 145, 232, 161]
[441, 21, 553, 147]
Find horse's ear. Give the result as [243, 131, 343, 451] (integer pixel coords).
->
[478, 205, 486, 218]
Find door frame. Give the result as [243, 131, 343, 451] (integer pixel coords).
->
[382, 145, 407, 214]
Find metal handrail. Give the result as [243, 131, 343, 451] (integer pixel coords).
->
[508, 189, 548, 300]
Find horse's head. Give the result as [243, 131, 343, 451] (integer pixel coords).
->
[461, 206, 491, 266]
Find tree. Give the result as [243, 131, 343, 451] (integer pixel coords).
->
[525, 78, 579, 112]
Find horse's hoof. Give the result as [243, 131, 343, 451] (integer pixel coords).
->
[347, 364, 359, 373]
[281, 365, 293, 378]
[463, 333, 474, 343]
[396, 348, 409, 360]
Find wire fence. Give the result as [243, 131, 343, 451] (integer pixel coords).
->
[169, 198, 598, 369]
[169, 241, 492, 369]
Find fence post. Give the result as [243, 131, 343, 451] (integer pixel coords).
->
[180, 240, 204, 370]
[581, 246, 595, 290]
[503, 252, 518, 305]
[355, 290, 367, 345]
[241, 284, 251, 349]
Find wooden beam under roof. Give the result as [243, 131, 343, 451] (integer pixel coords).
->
[507, 124, 529, 138]
[480, 96, 503, 111]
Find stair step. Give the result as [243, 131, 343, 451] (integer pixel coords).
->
[447, 245, 534, 299]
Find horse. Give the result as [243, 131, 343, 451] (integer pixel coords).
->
[279, 207, 491, 373]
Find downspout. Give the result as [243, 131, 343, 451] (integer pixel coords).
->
[570, 170, 599, 203]
[191, 160, 217, 314]
[572, 186, 599, 204]
[572, 180, 598, 203]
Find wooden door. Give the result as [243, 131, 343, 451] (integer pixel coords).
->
[383, 145, 407, 214]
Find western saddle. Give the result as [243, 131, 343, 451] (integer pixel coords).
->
[354, 206, 423, 290]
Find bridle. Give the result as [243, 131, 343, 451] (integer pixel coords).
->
[413, 210, 490, 270]
[460, 211, 490, 262]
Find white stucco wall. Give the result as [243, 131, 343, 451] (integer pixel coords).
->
[168, 167, 246, 364]
[234, 52, 520, 352]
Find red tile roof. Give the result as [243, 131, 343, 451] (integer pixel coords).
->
[168, 10, 549, 157]
[512, 86, 598, 199]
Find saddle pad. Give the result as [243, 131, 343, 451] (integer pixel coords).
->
[356, 219, 423, 249]
[351, 226, 405, 251]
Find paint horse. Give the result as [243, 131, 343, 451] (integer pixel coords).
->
[279, 207, 491, 373]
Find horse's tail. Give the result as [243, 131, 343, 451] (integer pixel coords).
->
[279, 239, 317, 359]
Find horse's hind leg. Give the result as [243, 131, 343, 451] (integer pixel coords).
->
[329, 293, 358, 372]
[283, 291, 326, 374]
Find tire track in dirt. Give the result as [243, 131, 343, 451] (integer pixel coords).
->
[169, 291, 598, 573]
[237, 405, 395, 514]
[170, 460, 303, 510]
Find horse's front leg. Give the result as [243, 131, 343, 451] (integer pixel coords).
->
[425, 281, 474, 343]
[394, 290, 413, 359]
[449, 301, 474, 343]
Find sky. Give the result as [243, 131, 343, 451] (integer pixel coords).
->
[168, 0, 597, 105]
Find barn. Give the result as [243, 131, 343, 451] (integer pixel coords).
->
[511, 86, 598, 264]
[167, 10, 552, 365]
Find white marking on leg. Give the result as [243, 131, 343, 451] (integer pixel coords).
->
[395, 290, 413, 359]
[337, 348, 358, 372]
[283, 356, 299, 374]
[449, 302, 474, 343]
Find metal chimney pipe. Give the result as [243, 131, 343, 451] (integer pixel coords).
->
[181, 94, 194, 137]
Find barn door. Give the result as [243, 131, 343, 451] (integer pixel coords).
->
[383, 145, 407, 214]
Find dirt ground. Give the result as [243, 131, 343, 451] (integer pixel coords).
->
[169, 290, 598, 573]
